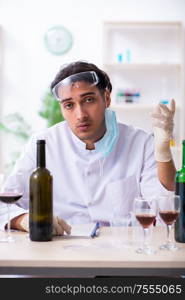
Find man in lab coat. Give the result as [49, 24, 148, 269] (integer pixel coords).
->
[0, 61, 176, 235]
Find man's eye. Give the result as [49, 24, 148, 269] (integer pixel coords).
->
[85, 98, 94, 103]
[64, 103, 73, 110]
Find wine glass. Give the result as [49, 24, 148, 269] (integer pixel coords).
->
[134, 197, 157, 254]
[157, 194, 180, 251]
[109, 213, 131, 248]
[0, 172, 24, 242]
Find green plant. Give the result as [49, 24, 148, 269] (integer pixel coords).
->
[0, 113, 32, 173]
[0, 90, 64, 172]
[0, 113, 31, 141]
[39, 91, 64, 127]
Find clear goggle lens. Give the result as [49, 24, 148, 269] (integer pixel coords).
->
[52, 71, 99, 101]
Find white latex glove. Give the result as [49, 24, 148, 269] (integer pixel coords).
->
[52, 216, 71, 235]
[20, 214, 71, 236]
[151, 99, 175, 162]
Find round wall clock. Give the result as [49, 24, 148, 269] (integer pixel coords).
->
[44, 26, 73, 55]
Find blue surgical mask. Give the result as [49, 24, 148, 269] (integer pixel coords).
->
[95, 109, 119, 157]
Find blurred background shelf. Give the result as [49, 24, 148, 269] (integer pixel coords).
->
[104, 63, 181, 71]
[110, 103, 181, 110]
[103, 21, 185, 169]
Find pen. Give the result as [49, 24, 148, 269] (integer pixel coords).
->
[91, 222, 100, 238]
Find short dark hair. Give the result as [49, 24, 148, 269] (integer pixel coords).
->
[50, 61, 112, 93]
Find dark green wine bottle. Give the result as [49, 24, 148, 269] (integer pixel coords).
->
[175, 140, 185, 243]
[29, 140, 53, 241]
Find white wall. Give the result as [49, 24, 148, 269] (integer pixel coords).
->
[0, 0, 185, 171]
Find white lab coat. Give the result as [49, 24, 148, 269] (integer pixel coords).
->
[0, 121, 167, 229]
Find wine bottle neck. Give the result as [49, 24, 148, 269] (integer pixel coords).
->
[37, 143, 45, 168]
[183, 142, 185, 169]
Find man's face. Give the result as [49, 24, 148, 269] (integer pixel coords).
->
[58, 81, 110, 148]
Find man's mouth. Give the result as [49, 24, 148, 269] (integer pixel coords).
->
[77, 123, 90, 131]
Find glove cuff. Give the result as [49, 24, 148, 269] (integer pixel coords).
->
[154, 141, 172, 162]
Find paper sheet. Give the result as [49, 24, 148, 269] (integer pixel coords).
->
[69, 223, 99, 238]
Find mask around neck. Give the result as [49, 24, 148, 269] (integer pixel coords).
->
[95, 109, 119, 157]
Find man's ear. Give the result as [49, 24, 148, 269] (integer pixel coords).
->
[104, 89, 111, 108]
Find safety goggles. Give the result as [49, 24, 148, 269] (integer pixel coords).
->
[52, 71, 99, 101]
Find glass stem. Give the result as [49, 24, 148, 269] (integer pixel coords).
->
[7, 204, 11, 240]
[167, 224, 172, 244]
[143, 228, 149, 248]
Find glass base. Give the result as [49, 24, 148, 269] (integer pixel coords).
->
[136, 246, 156, 255]
[159, 242, 179, 251]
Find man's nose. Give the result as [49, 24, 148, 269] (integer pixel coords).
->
[75, 105, 88, 120]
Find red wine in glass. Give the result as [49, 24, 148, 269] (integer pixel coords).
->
[0, 192, 23, 242]
[0, 192, 23, 204]
[0, 172, 24, 242]
[136, 214, 156, 228]
[158, 195, 180, 251]
[134, 197, 157, 254]
[159, 210, 179, 226]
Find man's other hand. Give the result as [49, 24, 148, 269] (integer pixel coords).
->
[10, 213, 71, 236]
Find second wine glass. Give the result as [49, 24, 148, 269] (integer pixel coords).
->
[157, 194, 180, 251]
[134, 197, 157, 254]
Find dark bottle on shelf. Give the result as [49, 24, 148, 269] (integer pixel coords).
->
[175, 140, 185, 243]
[29, 140, 53, 241]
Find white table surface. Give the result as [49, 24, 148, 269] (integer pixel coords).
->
[0, 226, 184, 277]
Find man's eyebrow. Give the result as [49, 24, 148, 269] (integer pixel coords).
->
[60, 92, 96, 103]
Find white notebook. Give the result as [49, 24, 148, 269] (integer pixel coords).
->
[69, 223, 100, 238]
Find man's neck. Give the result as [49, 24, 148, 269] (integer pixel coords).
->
[85, 130, 106, 150]
[86, 142, 95, 150]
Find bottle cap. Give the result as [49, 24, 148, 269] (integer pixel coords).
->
[183, 140, 185, 145]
